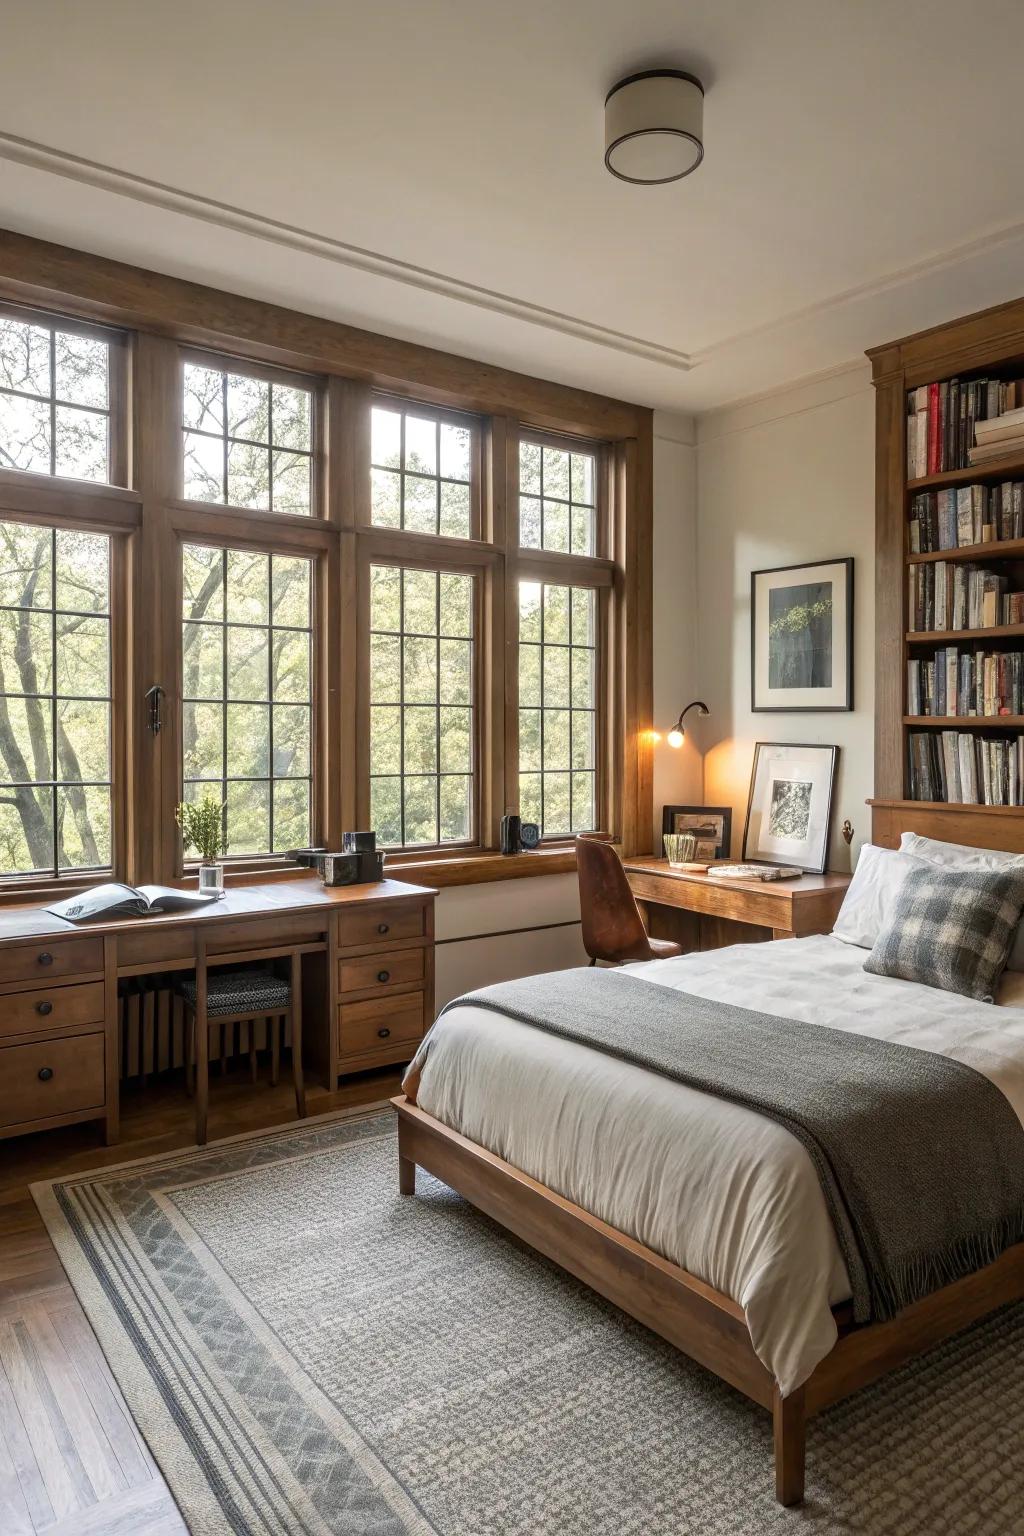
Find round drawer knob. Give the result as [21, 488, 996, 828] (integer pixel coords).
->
[377, 970, 390, 983]
[38, 951, 53, 967]
[377, 1027, 391, 1039]
[377, 922, 390, 935]
[37, 1067, 54, 1082]
[36, 1001, 53, 1016]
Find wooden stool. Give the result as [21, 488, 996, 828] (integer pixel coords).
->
[177, 941, 306, 1145]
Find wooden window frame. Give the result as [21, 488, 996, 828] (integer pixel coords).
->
[0, 231, 653, 897]
[176, 347, 326, 521]
[0, 300, 129, 491]
[360, 550, 483, 855]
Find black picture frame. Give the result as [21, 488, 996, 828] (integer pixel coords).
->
[661, 804, 733, 862]
[750, 557, 854, 712]
[741, 742, 838, 874]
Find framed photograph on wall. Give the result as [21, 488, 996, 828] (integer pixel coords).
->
[751, 557, 853, 711]
[742, 742, 838, 873]
[661, 805, 732, 861]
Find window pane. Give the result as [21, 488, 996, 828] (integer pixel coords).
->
[0, 317, 112, 484]
[370, 563, 475, 849]
[0, 520, 112, 877]
[182, 362, 313, 514]
[0, 318, 50, 395]
[370, 400, 475, 538]
[518, 581, 597, 837]
[181, 542, 313, 860]
[519, 439, 597, 555]
[55, 332, 108, 409]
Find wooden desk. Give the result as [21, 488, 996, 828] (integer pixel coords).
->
[623, 860, 850, 948]
[0, 877, 435, 1146]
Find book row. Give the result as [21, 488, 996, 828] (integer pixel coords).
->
[908, 563, 1024, 632]
[909, 481, 1024, 552]
[907, 377, 1024, 478]
[907, 649, 1024, 718]
[908, 730, 1024, 805]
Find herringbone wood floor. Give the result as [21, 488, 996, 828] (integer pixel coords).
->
[0, 1061, 403, 1535]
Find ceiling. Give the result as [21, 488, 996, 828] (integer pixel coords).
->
[2, 0, 1024, 413]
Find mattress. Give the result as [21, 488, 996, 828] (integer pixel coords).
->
[406, 934, 1024, 1394]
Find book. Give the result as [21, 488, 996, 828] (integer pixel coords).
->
[706, 863, 803, 882]
[973, 406, 1024, 443]
[48, 883, 223, 923]
[969, 434, 1024, 465]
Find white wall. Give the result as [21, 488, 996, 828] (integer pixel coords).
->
[651, 412, 703, 844]
[435, 874, 586, 1007]
[692, 365, 875, 873]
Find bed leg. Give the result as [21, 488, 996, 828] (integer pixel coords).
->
[773, 1384, 806, 1506]
[398, 1152, 416, 1195]
[397, 1117, 417, 1195]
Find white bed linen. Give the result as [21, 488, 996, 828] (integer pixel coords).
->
[408, 935, 1024, 1395]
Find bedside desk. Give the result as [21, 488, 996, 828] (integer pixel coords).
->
[622, 859, 851, 950]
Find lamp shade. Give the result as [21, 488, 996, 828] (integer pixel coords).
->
[605, 70, 704, 184]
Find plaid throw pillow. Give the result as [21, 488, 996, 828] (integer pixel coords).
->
[864, 864, 1024, 1002]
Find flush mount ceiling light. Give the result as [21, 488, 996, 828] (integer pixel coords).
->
[604, 69, 704, 184]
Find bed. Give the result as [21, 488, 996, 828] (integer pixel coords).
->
[392, 846, 1024, 1506]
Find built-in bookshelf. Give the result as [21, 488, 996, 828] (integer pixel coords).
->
[869, 300, 1024, 841]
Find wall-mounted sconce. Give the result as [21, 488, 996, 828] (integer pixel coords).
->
[666, 699, 709, 749]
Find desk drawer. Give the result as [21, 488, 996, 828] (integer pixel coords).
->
[337, 902, 424, 950]
[0, 981, 105, 1041]
[0, 1032, 104, 1129]
[339, 993, 425, 1059]
[339, 948, 424, 995]
[0, 938, 102, 987]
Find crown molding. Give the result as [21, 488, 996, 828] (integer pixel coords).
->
[694, 218, 1024, 366]
[6, 128, 1024, 402]
[0, 130, 696, 375]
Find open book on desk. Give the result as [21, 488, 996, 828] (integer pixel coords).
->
[48, 883, 224, 923]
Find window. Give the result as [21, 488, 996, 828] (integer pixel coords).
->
[518, 581, 597, 837]
[0, 520, 111, 875]
[371, 402, 474, 537]
[369, 564, 475, 847]
[0, 313, 111, 483]
[519, 439, 596, 555]
[182, 361, 313, 514]
[181, 544, 313, 857]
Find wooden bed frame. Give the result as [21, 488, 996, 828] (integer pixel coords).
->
[393, 1094, 1024, 1505]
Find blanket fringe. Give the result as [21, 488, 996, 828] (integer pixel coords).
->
[872, 1207, 1024, 1322]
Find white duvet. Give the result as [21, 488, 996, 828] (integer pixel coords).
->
[407, 935, 1024, 1395]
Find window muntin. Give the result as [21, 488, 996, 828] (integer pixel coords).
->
[518, 581, 596, 837]
[0, 520, 111, 876]
[519, 440, 596, 555]
[0, 315, 111, 483]
[181, 543, 313, 857]
[371, 403, 473, 537]
[369, 564, 474, 848]
[182, 362, 313, 515]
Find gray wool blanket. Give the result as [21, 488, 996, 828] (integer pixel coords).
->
[435, 967, 1024, 1325]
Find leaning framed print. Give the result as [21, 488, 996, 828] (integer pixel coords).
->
[751, 557, 853, 711]
[742, 742, 838, 873]
[661, 805, 732, 861]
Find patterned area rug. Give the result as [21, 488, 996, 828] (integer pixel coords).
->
[33, 1109, 1024, 1536]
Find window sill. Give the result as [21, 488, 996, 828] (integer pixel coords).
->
[384, 847, 577, 888]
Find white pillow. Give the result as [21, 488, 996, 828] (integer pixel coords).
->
[900, 831, 1024, 971]
[832, 844, 930, 949]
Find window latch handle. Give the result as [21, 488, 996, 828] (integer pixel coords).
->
[145, 684, 165, 734]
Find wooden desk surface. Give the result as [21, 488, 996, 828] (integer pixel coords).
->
[0, 877, 437, 948]
[622, 859, 850, 900]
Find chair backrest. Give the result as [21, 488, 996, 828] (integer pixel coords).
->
[575, 834, 654, 963]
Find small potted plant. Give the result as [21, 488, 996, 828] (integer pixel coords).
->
[176, 794, 227, 894]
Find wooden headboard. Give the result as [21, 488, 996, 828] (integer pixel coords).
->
[870, 800, 1024, 856]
